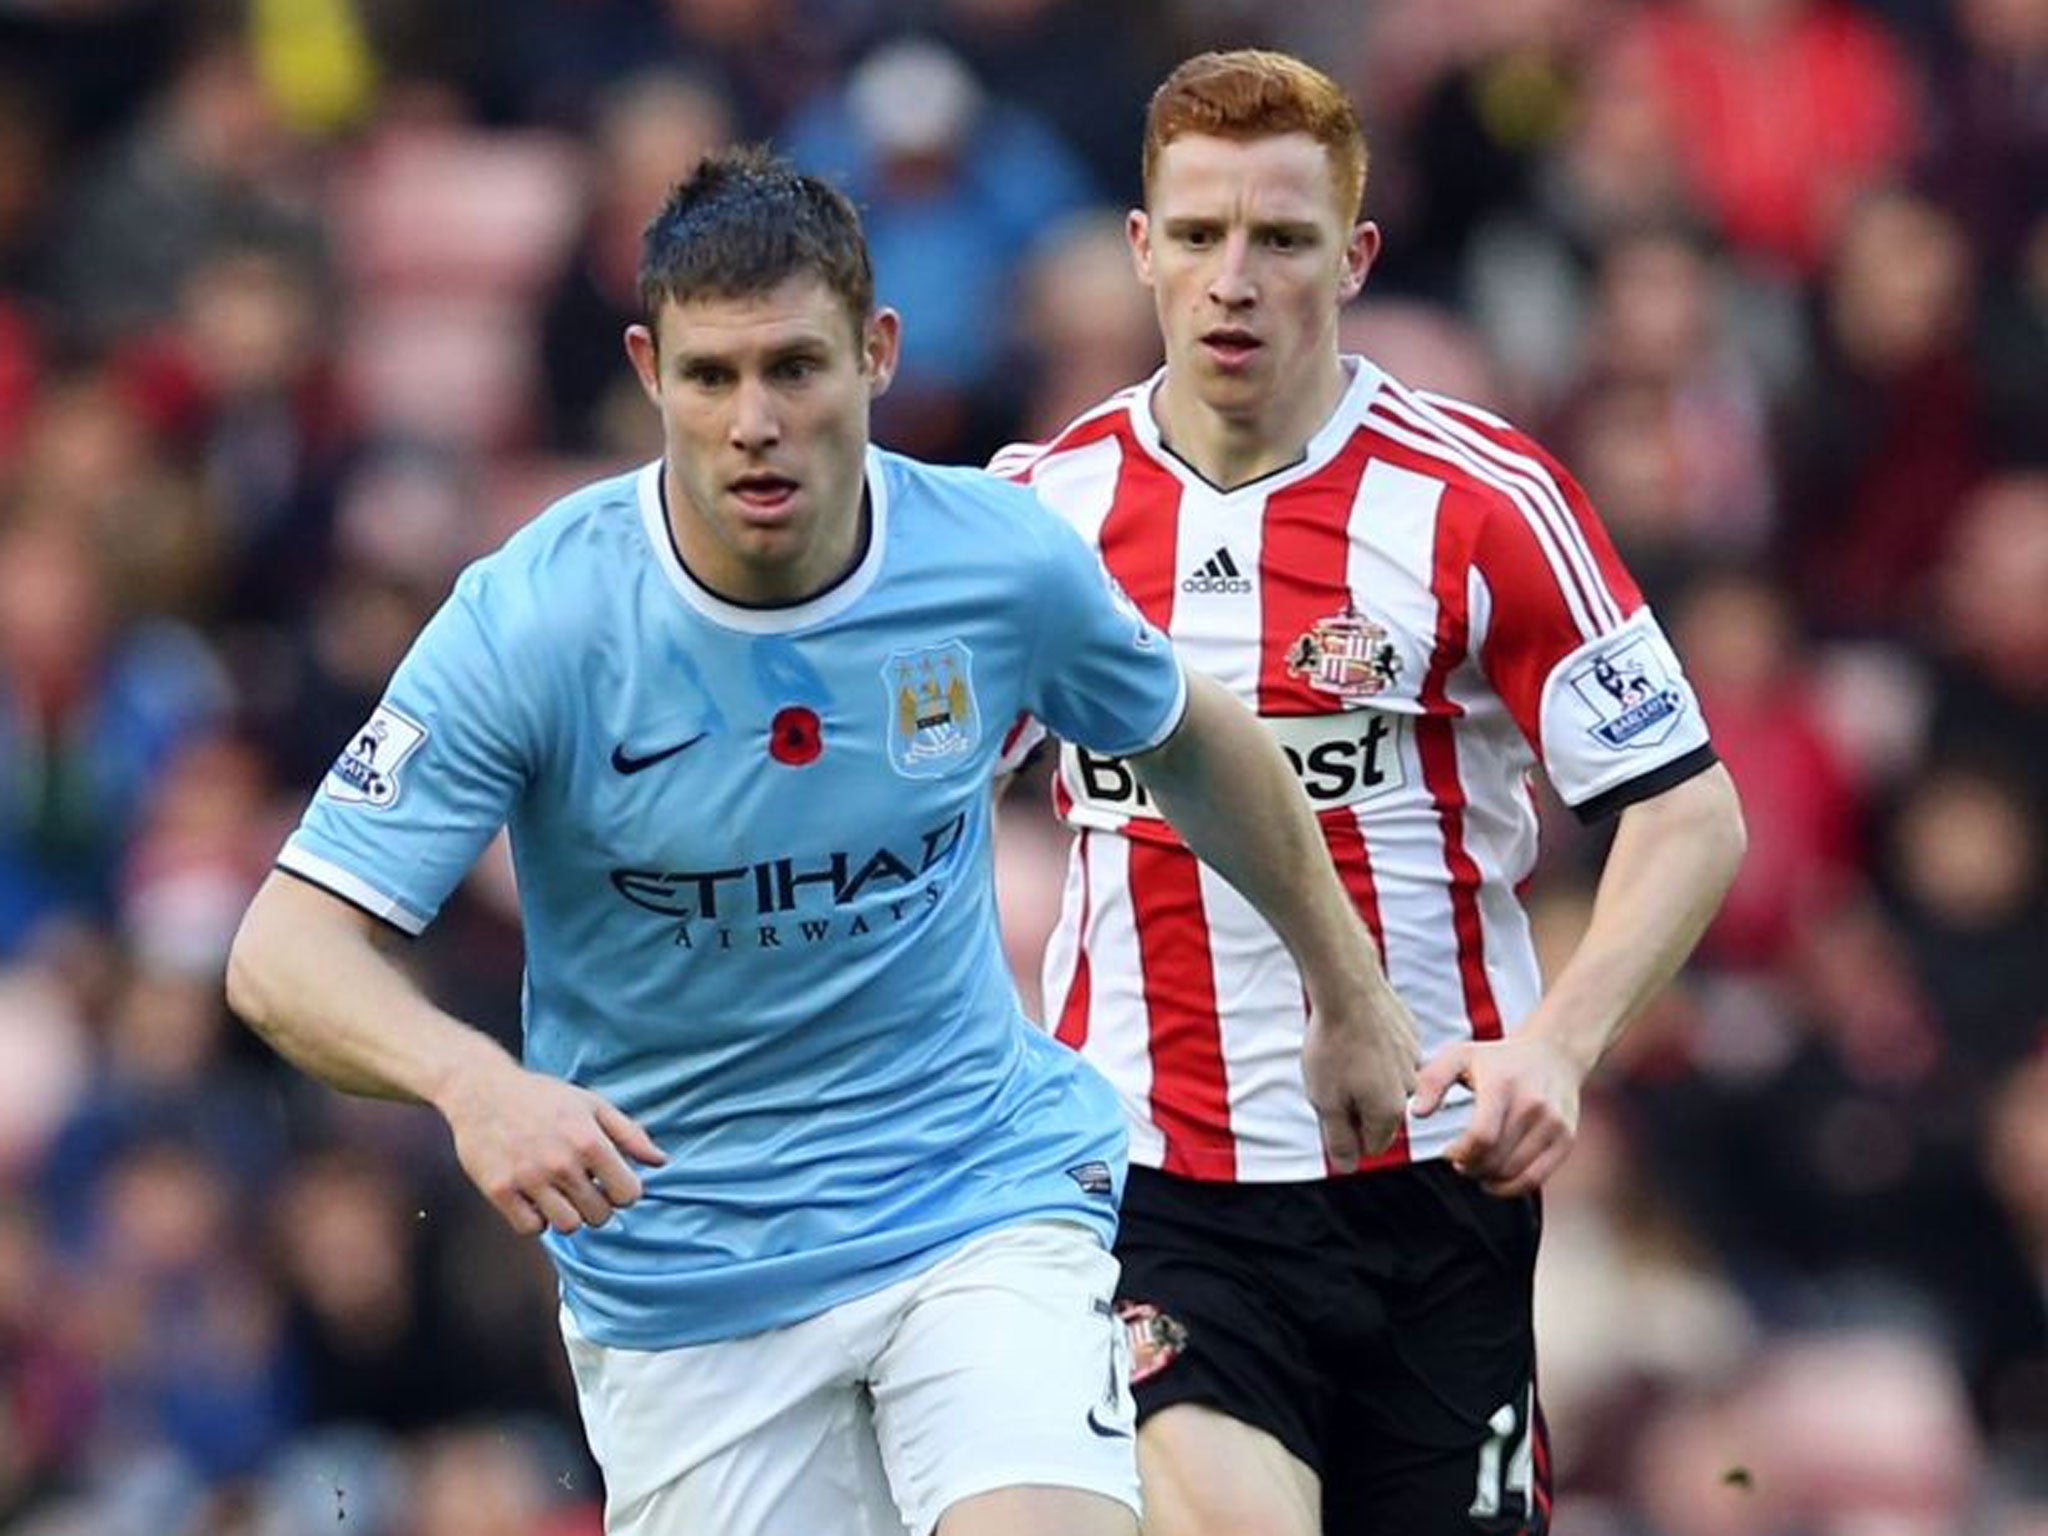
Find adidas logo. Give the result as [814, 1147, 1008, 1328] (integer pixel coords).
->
[1180, 547, 1253, 595]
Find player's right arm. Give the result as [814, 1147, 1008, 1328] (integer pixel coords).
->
[228, 872, 665, 1236]
[1128, 672, 1421, 1161]
[231, 560, 665, 1238]
[1019, 502, 1418, 1160]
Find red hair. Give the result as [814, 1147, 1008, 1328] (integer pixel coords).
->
[1143, 50, 1368, 221]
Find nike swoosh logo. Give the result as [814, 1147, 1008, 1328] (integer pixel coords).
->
[1086, 1406, 1132, 1440]
[610, 733, 708, 775]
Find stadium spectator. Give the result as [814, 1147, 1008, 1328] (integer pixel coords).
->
[1670, 568, 1861, 971]
[112, 229, 352, 630]
[785, 36, 1097, 460]
[1882, 763, 2045, 1088]
[1924, 469, 2048, 772]
[1556, 228, 1776, 559]
[1918, 0, 2048, 279]
[1007, 211, 1164, 445]
[0, 517, 229, 953]
[1602, 0, 1918, 276]
[1778, 187, 1997, 632]
[51, 30, 320, 352]
[539, 68, 732, 458]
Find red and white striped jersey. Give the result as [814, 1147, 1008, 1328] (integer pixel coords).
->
[991, 359, 1715, 1182]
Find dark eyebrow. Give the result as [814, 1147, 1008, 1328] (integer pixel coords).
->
[671, 350, 734, 375]
[671, 332, 835, 371]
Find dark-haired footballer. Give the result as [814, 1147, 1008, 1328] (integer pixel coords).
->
[226, 146, 1417, 1536]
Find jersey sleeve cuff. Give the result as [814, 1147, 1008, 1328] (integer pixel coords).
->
[1129, 662, 1191, 756]
[275, 844, 432, 935]
[1569, 743, 1719, 824]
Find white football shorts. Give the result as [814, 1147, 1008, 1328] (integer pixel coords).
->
[560, 1219, 1140, 1535]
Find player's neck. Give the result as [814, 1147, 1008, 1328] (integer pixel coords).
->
[663, 468, 872, 609]
[1152, 355, 1352, 492]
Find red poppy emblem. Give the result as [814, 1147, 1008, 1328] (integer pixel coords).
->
[770, 706, 823, 765]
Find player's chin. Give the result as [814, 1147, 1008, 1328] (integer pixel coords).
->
[729, 519, 811, 562]
[1196, 354, 1267, 390]
[727, 501, 808, 539]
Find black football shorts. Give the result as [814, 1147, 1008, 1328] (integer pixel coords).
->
[1113, 1161, 1550, 1536]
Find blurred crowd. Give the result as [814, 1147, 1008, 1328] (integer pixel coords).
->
[0, 0, 2040, 1532]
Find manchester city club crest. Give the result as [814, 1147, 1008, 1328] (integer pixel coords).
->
[1285, 604, 1403, 701]
[883, 640, 982, 778]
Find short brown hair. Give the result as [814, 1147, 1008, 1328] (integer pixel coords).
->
[639, 144, 873, 344]
[1142, 51, 1368, 222]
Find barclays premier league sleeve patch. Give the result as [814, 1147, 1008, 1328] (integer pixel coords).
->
[1539, 614, 1710, 810]
[1564, 632, 1688, 750]
[323, 704, 428, 808]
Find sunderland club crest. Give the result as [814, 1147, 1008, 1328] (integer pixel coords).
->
[1115, 1301, 1190, 1385]
[1285, 605, 1402, 701]
[883, 640, 982, 778]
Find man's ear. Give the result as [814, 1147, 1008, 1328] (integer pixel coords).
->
[1128, 208, 1156, 288]
[625, 322, 661, 403]
[1340, 221, 1381, 304]
[864, 307, 902, 397]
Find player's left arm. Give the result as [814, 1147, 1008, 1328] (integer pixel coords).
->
[1409, 425, 1745, 1195]
[1413, 765, 1745, 1196]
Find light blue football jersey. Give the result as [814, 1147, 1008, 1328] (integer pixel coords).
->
[279, 447, 1185, 1348]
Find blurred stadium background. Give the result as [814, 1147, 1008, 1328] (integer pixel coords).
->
[0, 0, 2041, 1531]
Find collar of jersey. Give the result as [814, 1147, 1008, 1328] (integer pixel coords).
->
[1129, 354, 1386, 499]
[635, 447, 890, 633]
